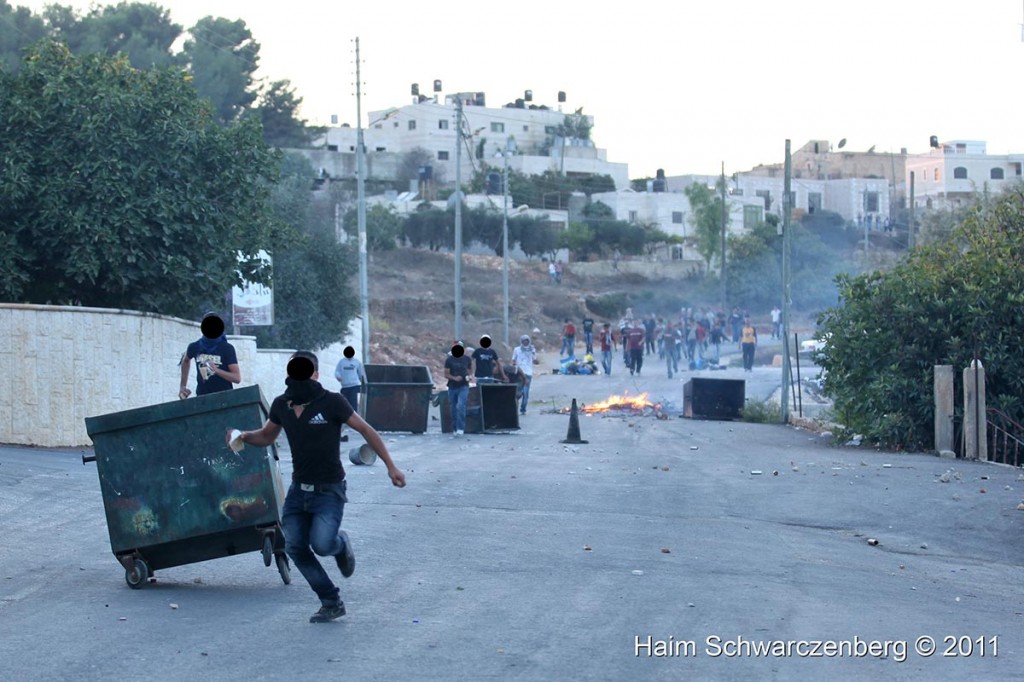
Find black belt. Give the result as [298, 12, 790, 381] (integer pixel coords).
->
[296, 482, 337, 492]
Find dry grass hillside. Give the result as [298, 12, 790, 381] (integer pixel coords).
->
[360, 248, 816, 389]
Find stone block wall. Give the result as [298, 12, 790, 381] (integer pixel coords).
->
[0, 304, 357, 447]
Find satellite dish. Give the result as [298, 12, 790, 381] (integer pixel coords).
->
[837, 138, 847, 149]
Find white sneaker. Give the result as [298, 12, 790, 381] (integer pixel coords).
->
[455, 429, 464, 436]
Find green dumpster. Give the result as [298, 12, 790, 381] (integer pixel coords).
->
[438, 382, 520, 434]
[362, 364, 433, 433]
[83, 385, 291, 588]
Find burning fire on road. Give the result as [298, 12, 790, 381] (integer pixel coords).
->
[557, 392, 668, 418]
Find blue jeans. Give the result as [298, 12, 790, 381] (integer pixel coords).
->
[340, 385, 360, 414]
[560, 335, 575, 356]
[519, 374, 532, 413]
[281, 481, 349, 607]
[601, 350, 612, 375]
[448, 384, 468, 432]
[584, 331, 594, 354]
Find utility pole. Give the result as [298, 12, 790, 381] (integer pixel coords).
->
[453, 96, 464, 342]
[354, 37, 370, 363]
[781, 140, 792, 424]
[908, 171, 916, 249]
[720, 161, 727, 310]
[501, 141, 513, 346]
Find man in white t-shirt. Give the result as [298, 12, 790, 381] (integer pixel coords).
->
[510, 335, 536, 415]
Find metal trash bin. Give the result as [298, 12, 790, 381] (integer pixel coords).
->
[83, 385, 290, 588]
[438, 382, 520, 434]
[683, 378, 745, 420]
[362, 364, 433, 433]
[438, 387, 483, 434]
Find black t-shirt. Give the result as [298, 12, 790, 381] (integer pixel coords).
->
[582, 318, 595, 333]
[186, 337, 238, 395]
[269, 390, 354, 484]
[445, 354, 472, 388]
[472, 347, 501, 378]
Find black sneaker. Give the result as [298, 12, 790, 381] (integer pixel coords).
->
[335, 530, 355, 578]
[309, 602, 346, 623]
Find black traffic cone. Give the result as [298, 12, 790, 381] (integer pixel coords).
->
[560, 398, 589, 444]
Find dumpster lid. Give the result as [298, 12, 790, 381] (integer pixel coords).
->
[85, 384, 270, 438]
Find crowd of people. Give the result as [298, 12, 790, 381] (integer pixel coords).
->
[558, 306, 767, 378]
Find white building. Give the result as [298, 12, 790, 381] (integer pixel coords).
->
[666, 173, 890, 226]
[314, 92, 629, 190]
[905, 140, 1024, 209]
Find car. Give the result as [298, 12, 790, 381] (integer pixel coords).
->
[800, 334, 829, 354]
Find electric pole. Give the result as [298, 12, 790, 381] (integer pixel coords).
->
[354, 37, 370, 363]
[453, 96, 464, 342]
[720, 161, 727, 310]
[781, 140, 792, 424]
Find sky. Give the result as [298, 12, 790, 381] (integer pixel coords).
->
[15, 1, 1024, 177]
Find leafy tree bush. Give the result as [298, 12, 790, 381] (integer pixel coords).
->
[343, 204, 403, 251]
[684, 181, 726, 271]
[816, 188, 1024, 450]
[238, 153, 357, 350]
[0, 41, 282, 316]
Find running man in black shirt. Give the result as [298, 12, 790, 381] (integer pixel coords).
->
[227, 351, 405, 623]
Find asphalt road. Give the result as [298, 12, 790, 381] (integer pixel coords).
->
[1, 350, 1022, 681]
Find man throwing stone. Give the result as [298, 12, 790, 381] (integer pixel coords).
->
[227, 351, 405, 623]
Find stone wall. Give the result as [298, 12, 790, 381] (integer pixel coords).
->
[0, 304, 358, 447]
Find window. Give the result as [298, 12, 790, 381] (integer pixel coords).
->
[375, 146, 386, 152]
[991, 167, 1005, 180]
[628, 211, 638, 223]
[545, 126, 556, 134]
[672, 211, 683, 224]
[934, 168, 940, 181]
[755, 189, 771, 211]
[523, 125, 529, 132]
[864, 192, 879, 213]
[808, 192, 822, 214]
[956, 143, 966, 154]
[408, 120, 416, 131]
[953, 167, 967, 180]
[438, 119, 449, 130]
[491, 122, 505, 133]
[437, 151, 449, 161]
[743, 205, 763, 229]
[393, 121, 399, 128]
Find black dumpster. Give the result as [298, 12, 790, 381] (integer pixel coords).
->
[84, 385, 290, 588]
[683, 378, 745, 420]
[438, 382, 520, 434]
[363, 364, 433, 433]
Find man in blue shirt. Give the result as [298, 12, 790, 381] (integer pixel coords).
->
[178, 312, 240, 399]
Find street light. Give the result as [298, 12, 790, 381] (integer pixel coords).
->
[496, 138, 518, 346]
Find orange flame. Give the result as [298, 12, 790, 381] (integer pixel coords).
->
[580, 392, 659, 413]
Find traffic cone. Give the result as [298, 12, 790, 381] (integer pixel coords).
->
[560, 398, 589, 444]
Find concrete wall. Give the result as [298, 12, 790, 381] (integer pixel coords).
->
[0, 304, 360, 448]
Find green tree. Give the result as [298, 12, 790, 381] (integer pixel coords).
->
[343, 204, 403, 251]
[182, 16, 259, 123]
[817, 188, 1024, 450]
[240, 153, 357, 350]
[251, 79, 323, 148]
[684, 181, 726, 271]
[0, 1, 46, 72]
[57, 2, 183, 69]
[397, 147, 447, 187]
[559, 221, 595, 259]
[0, 41, 282, 316]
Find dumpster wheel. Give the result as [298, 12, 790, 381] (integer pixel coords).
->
[125, 558, 150, 589]
[275, 553, 291, 585]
